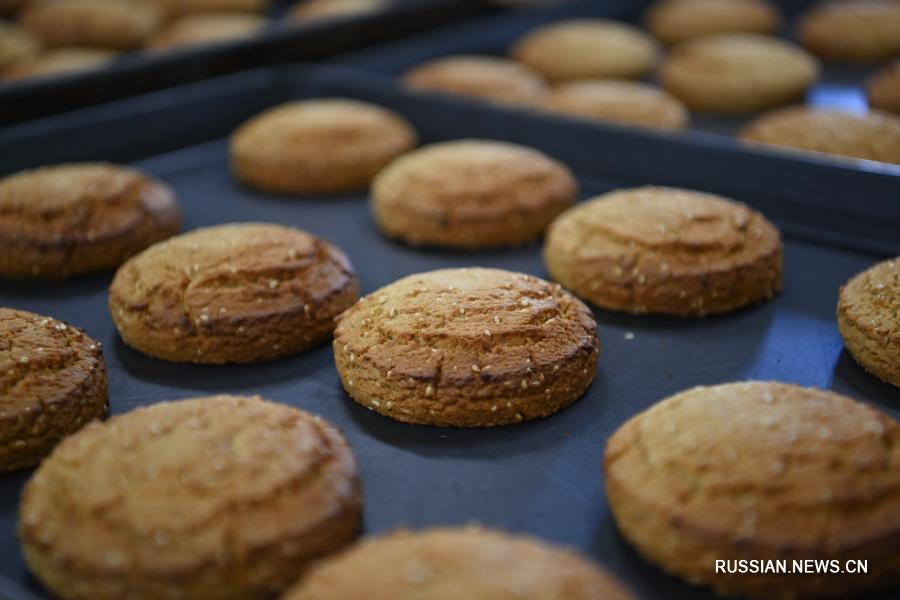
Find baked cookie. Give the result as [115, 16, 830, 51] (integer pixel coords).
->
[541, 80, 689, 130]
[230, 99, 417, 195]
[0, 163, 180, 279]
[605, 381, 900, 599]
[334, 268, 599, 427]
[799, 0, 900, 63]
[869, 61, 900, 114]
[509, 19, 660, 82]
[283, 526, 634, 600]
[838, 258, 900, 387]
[109, 223, 358, 364]
[0, 22, 41, 74]
[148, 13, 267, 50]
[403, 55, 549, 106]
[0, 308, 106, 472]
[290, 0, 385, 22]
[661, 33, 819, 112]
[3, 47, 115, 81]
[544, 186, 782, 316]
[20, 0, 161, 51]
[150, 0, 266, 18]
[371, 140, 577, 249]
[740, 106, 900, 165]
[644, 0, 781, 45]
[19, 395, 361, 600]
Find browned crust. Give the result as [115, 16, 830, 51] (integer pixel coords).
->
[837, 257, 900, 387]
[19, 395, 362, 600]
[371, 139, 577, 249]
[229, 99, 418, 195]
[333, 268, 599, 427]
[868, 61, 900, 114]
[644, 0, 782, 45]
[20, 0, 161, 50]
[0, 308, 107, 472]
[604, 381, 900, 599]
[798, 0, 900, 63]
[540, 80, 689, 130]
[544, 186, 782, 317]
[284, 526, 635, 599]
[0, 163, 181, 279]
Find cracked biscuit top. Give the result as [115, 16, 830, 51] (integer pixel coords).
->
[109, 223, 358, 364]
[544, 186, 782, 316]
[333, 268, 599, 427]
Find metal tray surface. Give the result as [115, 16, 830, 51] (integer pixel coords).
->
[336, 0, 892, 154]
[0, 65, 898, 600]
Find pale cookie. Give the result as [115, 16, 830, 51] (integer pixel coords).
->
[540, 80, 689, 130]
[403, 55, 549, 106]
[20, 0, 161, 50]
[799, 0, 900, 63]
[3, 47, 116, 81]
[148, 13, 267, 50]
[645, 0, 781, 45]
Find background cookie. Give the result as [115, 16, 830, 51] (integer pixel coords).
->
[540, 80, 689, 130]
[150, 0, 266, 18]
[283, 526, 634, 600]
[661, 33, 820, 112]
[148, 13, 267, 50]
[402, 55, 549, 106]
[605, 381, 900, 599]
[838, 257, 900, 387]
[869, 61, 900, 114]
[290, 0, 385, 22]
[109, 223, 358, 364]
[798, 0, 900, 63]
[544, 186, 782, 316]
[19, 395, 361, 600]
[644, 0, 781, 45]
[2, 47, 115, 81]
[333, 268, 599, 427]
[230, 99, 417, 195]
[0, 163, 180, 279]
[509, 19, 660, 82]
[740, 106, 900, 165]
[20, 0, 161, 50]
[0, 22, 41, 74]
[371, 139, 577, 249]
[0, 308, 106, 472]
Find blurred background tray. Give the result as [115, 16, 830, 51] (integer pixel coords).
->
[0, 64, 898, 599]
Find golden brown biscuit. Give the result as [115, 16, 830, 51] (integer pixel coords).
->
[2, 47, 115, 81]
[0, 22, 41, 74]
[740, 106, 900, 165]
[544, 186, 782, 316]
[150, 0, 266, 18]
[333, 268, 599, 427]
[0, 163, 180, 279]
[0, 308, 107, 472]
[645, 0, 781, 45]
[230, 99, 417, 195]
[290, 0, 385, 22]
[19, 395, 362, 600]
[541, 80, 689, 130]
[148, 12, 267, 50]
[20, 0, 161, 50]
[799, 0, 900, 63]
[605, 381, 900, 599]
[869, 61, 900, 114]
[109, 223, 358, 364]
[403, 55, 549, 106]
[661, 33, 819, 112]
[509, 19, 660, 82]
[371, 140, 577, 249]
[282, 526, 634, 600]
[838, 257, 900, 387]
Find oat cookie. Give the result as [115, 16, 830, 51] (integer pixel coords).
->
[3, 47, 115, 80]
[290, 0, 385, 22]
[869, 61, 900, 114]
[0, 22, 41, 74]
[799, 0, 900, 63]
[150, 0, 266, 18]
[148, 13, 267, 50]
[20, 0, 161, 50]
[645, 0, 781, 45]
[403, 55, 548, 106]
[541, 80, 689, 130]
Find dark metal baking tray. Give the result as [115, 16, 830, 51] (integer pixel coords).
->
[335, 0, 894, 158]
[0, 64, 898, 600]
[0, 0, 491, 125]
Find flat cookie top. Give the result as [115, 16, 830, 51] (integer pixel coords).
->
[110, 223, 355, 331]
[0, 163, 176, 245]
[373, 140, 576, 220]
[404, 55, 548, 104]
[230, 99, 417, 165]
[543, 80, 688, 130]
[741, 107, 900, 165]
[0, 308, 103, 415]
[335, 268, 597, 386]
[839, 258, 900, 346]
[606, 381, 900, 551]
[20, 395, 358, 574]
[547, 186, 780, 275]
[645, 0, 781, 44]
[284, 527, 633, 600]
